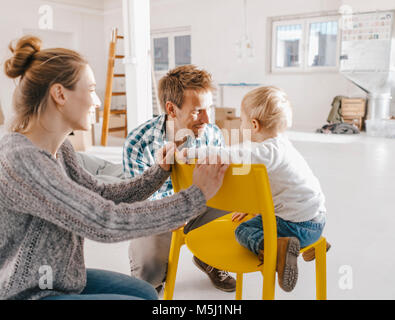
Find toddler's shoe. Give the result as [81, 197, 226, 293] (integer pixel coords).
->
[257, 237, 300, 292]
[276, 237, 300, 292]
[302, 241, 331, 262]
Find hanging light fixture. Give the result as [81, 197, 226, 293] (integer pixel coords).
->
[236, 0, 255, 60]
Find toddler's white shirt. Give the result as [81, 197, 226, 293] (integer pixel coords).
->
[188, 134, 326, 223]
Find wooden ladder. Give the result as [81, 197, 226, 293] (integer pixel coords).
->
[101, 27, 127, 146]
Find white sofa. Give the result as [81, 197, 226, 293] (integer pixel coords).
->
[76, 148, 132, 275]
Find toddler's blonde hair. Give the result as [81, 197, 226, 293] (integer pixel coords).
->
[242, 86, 292, 134]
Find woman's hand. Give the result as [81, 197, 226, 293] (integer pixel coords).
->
[192, 156, 229, 201]
[155, 142, 176, 172]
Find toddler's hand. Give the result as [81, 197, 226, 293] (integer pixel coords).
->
[232, 212, 249, 222]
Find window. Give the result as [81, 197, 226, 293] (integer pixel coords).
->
[271, 15, 340, 72]
[275, 24, 303, 68]
[174, 35, 191, 66]
[151, 28, 192, 115]
[308, 21, 338, 67]
[152, 28, 191, 72]
[153, 37, 169, 71]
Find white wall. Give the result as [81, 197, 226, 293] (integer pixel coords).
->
[2, 0, 394, 131]
[0, 0, 106, 124]
[123, 0, 154, 129]
[103, 0, 125, 110]
[150, 0, 395, 130]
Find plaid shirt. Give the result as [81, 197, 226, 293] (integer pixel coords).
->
[123, 114, 225, 200]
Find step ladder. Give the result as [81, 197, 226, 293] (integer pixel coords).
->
[101, 27, 127, 146]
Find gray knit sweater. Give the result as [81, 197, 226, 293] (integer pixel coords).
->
[0, 133, 207, 300]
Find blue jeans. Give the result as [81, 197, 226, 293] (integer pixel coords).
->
[41, 269, 158, 300]
[235, 215, 325, 255]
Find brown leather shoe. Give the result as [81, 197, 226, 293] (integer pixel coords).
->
[193, 256, 236, 292]
[276, 237, 300, 292]
[302, 242, 331, 262]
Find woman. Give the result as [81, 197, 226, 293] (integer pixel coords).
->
[0, 36, 228, 300]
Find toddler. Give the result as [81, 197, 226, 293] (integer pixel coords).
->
[182, 86, 328, 292]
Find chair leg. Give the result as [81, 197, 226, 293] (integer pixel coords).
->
[236, 273, 243, 300]
[262, 253, 276, 300]
[315, 238, 327, 300]
[261, 270, 276, 300]
[163, 229, 185, 300]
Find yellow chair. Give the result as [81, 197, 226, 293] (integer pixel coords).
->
[163, 162, 327, 300]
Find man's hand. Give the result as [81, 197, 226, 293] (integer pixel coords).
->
[175, 148, 195, 164]
[155, 142, 176, 172]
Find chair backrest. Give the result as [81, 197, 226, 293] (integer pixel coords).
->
[171, 162, 278, 243]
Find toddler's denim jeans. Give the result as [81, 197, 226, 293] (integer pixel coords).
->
[235, 215, 325, 255]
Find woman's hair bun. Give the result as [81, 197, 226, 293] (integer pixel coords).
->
[4, 36, 42, 79]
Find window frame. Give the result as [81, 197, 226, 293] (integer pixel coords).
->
[151, 27, 192, 77]
[304, 15, 342, 72]
[152, 37, 170, 73]
[271, 19, 305, 73]
[271, 14, 341, 73]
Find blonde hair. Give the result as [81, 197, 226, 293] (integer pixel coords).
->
[4, 35, 87, 133]
[158, 65, 215, 113]
[242, 86, 292, 134]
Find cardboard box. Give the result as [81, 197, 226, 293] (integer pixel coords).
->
[341, 98, 366, 130]
[343, 117, 363, 130]
[341, 98, 366, 117]
[216, 118, 242, 145]
[216, 118, 241, 130]
[107, 129, 126, 139]
[213, 108, 239, 145]
[68, 126, 93, 151]
[98, 110, 127, 138]
[108, 113, 126, 128]
[213, 107, 236, 122]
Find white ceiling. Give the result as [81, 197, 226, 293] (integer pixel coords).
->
[45, 0, 105, 9]
[46, 0, 124, 10]
[47, 0, 169, 10]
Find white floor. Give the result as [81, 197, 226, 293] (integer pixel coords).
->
[83, 131, 395, 300]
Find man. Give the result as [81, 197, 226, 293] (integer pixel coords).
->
[123, 65, 236, 293]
